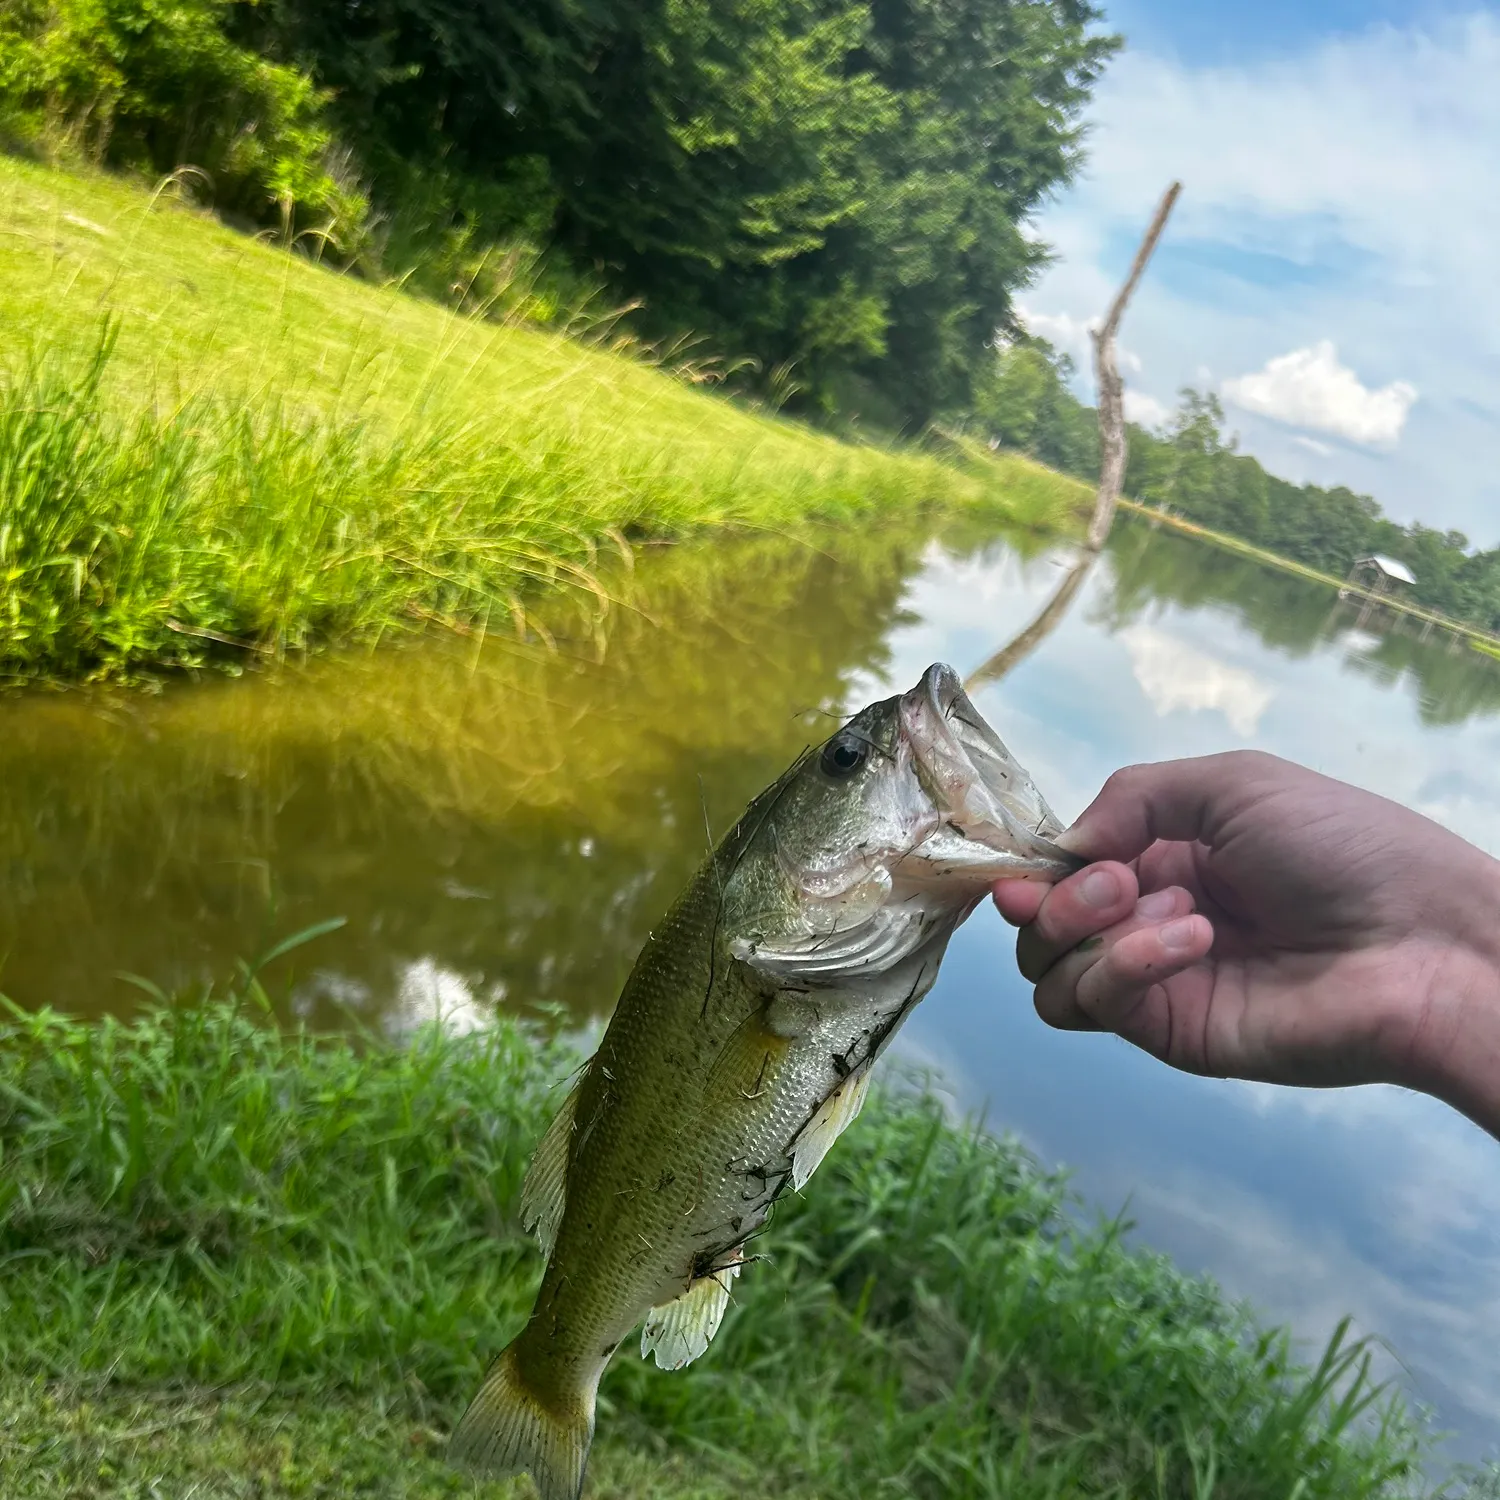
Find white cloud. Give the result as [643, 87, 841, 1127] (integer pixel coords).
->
[1021, 14, 1500, 533]
[1119, 624, 1274, 736]
[1123, 388, 1171, 428]
[1127, 1156, 1500, 1435]
[1016, 304, 1141, 372]
[1017, 305, 1092, 362]
[1222, 341, 1416, 446]
[1293, 434, 1333, 457]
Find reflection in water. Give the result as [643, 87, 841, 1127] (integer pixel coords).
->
[838, 518, 1500, 1469]
[1104, 524, 1500, 728]
[382, 957, 499, 1038]
[4, 509, 1500, 1463]
[965, 552, 1093, 690]
[0, 520, 950, 1024]
[1117, 622, 1274, 736]
[3, 513, 1500, 1030]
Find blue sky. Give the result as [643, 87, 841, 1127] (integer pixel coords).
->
[1025, 1, 1500, 539]
[1105, 0, 1463, 62]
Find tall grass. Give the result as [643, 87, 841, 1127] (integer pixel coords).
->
[0, 997, 1448, 1496]
[0, 332, 1082, 682]
[0, 157, 1089, 683]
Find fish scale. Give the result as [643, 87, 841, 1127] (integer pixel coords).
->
[449, 663, 1078, 1499]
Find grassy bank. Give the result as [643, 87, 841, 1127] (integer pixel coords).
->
[0, 998, 1450, 1496]
[0, 158, 1085, 683]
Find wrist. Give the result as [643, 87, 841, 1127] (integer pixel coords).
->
[1402, 851, 1500, 1137]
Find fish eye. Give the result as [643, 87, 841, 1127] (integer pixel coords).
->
[819, 732, 868, 779]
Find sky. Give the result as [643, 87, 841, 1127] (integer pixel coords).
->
[1022, 0, 1500, 541]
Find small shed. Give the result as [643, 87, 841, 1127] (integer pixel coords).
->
[1346, 554, 1416, 597]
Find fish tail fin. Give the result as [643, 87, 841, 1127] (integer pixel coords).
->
[449, 1341, 595, 1500]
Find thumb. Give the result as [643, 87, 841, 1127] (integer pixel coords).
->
[1060, 752, 1278, 863]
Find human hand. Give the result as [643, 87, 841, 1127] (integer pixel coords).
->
[992, 752, 1500, 1136]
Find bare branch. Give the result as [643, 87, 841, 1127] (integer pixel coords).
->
[1086, 181, 1181, 552]
[964, 553, 1094, 692]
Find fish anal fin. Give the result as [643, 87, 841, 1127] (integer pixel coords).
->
[791, 1066, 872, 1191]
[450, 1343, 594, 1500]
[640, 1258, 742, 1371]
[520, 1076, 582, 1259]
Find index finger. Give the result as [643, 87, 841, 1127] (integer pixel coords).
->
[1010, 862, 1141, 981]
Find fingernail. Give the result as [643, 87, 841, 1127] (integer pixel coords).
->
[1136, 889, 1177, 920]
[1080, 869, 1119, 909]
[1160, 917, 1199, 952]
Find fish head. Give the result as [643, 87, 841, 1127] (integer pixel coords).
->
[723, 663, 1082, 979]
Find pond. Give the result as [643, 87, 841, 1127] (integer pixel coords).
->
[3, 511, 1498, 1465]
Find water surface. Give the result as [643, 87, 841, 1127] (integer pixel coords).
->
[3, 513, 1498, 1463]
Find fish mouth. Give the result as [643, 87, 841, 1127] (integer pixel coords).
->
[896, 663, 1081, 886]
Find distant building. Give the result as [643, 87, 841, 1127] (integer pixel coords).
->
[1346, 554, 1416, 597]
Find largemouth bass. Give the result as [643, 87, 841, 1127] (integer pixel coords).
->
[450, 663, 1078, 1497]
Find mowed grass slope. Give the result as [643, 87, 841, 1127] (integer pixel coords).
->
[0, 156, 1089, 682]
[0, 1001, 1431, 1498]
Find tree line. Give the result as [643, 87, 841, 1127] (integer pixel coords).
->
[12, 0, 1476, 617]
[0, 0, 1114, 425]
[972, 337, 1500, 631]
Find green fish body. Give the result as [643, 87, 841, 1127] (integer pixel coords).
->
[451, 664, 1077, 1498]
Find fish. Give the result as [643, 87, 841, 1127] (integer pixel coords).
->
[449, 662, 1079, 1499]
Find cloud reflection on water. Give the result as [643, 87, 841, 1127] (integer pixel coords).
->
[1118, 622, 1275, 736]
[872, 530, 1500, 1464]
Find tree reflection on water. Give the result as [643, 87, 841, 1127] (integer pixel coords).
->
[1103, 517, 1500, 727]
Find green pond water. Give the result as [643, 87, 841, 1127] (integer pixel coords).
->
[3, 511, 1500, 1464]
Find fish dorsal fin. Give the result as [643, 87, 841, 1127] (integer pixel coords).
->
[791, 1066, 872, 1191]
[520, 1076, 583, 1259]
[640, 1258, 742, 1370]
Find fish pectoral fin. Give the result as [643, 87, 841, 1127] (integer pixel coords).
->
[520, 1075, 583, 1259]
[790, 1066, 873, 1191]
[640, 1258, 742, 1371]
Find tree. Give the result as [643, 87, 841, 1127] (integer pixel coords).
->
[253, 0, 1116, 420]
[971, 335, 1099, 476]
[793, 0, 1118, 424]
[1133, 391, 1233, 520]
[0, 0, 358, 226]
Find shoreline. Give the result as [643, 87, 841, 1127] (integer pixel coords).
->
[1121, 498, 1500, 652]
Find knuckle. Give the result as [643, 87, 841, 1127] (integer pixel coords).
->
[1217, 747, 1260, 770]
[1028, 901, 1069, 951]
[1021, 883, 1070, 946]
[1101, 764, 1148, 800]
[1215, 748, 1278, 781]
